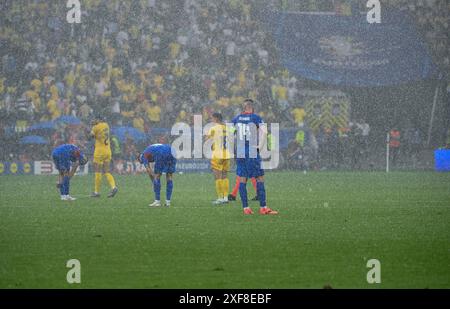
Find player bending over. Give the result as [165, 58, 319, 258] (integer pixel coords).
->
[138, 144, 177, 207]
[207, 113, 231, 205]
[90, 116, 118, 198]
[232, 99, 278, 215]
[52, 144, 88, 201]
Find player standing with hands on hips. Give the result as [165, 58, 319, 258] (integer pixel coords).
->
[90, 116, 118, 198]
[232, 99, 278, 215]
[138, 144, 177, 207]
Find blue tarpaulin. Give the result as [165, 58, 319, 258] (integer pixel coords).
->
[54, 115, 81, 125]
[27, 121, 56, 132]
[263, 10, 437, 86]
[112, 126, 148, 142]
[19, 135, 48, 145]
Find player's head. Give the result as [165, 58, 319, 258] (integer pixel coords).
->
[92, 114, 104, 126]
[137, 152, 154, 164]
[243, 99, 254, 113]
[73, 149, 87, 165]
[212, 112, 223, 124]
[145, 152, 154, 162]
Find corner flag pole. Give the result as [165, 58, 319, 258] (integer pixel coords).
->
[386, 132, 390, 173]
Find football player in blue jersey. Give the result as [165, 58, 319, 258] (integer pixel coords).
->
[232, 99, 278, 215]
[51, 144, 88, 201]
[138, 144, 177, 207]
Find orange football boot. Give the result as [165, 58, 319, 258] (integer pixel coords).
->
[243, 207, 254, 215]
[259, 207, 279, 215]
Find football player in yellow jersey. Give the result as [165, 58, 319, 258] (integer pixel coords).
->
[206, 113, 231, 205]
[89, 116, 118, 198]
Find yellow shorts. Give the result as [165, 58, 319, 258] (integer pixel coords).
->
[93, 149, 112, 164]
[211, 158, 230, 172]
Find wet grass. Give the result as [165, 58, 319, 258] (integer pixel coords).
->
[0, 171, 449, 288]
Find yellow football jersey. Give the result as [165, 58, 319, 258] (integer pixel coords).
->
[91, 122, 111, 151]
[208, 124, 231, 160]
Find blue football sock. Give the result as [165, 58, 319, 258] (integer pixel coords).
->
[239, 182, 248, 208]
[257, 181, 266, 207]
[63, 176, 70, 195]
[166, 180, 173, 201]
[153, 179, 161, 200]
[59, 180, 64, 195]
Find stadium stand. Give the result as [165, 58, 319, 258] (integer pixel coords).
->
[0, 0, 448, 170]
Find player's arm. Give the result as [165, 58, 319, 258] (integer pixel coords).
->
[88, 125, 97, 141]
[205, 127, 214, 141]
[68, 162, 79, 178]
[257, 123, 268, 151]
[145, 165, 155, 182]
[56, 173, 63, 188]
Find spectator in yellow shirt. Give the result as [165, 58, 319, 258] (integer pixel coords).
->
[169, 42, 181, 59]
[146, 105, 161, 123]
[31, 79, 42, 92]
[208, 82, 217, 101]
[217, 97, 230, 108]
[176, 110, 188, 123]
[25, 89, 41, 111]
[291, 107, 306, 126]
[50, 83, 59, 100]
[277, 85, 288, 101]
[133, 116, 145, 132]
[47, 99, 61, 120]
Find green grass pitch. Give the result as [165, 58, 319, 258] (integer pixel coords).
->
[0, 171, 449, 288]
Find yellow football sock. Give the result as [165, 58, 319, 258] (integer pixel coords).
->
[222, 178, 229, 198]
[94, 173, 102, 193]
[104, 173, 116, 189]
[215, 179, 222, 199]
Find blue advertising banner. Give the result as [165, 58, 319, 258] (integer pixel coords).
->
[176, 159, 211, 173]
[112, 159, 211, 174]
[264, 10, 437, 86]
[0, 162, 34, 175]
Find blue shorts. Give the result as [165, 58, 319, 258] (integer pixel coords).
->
[236, 157, 264, 178]
[154, 158, 177, 174]
[52, 154, 71, 172]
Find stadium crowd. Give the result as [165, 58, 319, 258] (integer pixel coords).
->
[0, 0, 448, 169]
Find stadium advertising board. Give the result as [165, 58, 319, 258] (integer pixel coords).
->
[176, 159, 211, 173]
[34, 161, 89, 175]
[434, 149, 450, 172]
[0, 160, 210, 175]
[113, 159, 211, 174]
[0, 162, 34, 175]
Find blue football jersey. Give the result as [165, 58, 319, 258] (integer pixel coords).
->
[52, 144, 85, 162]
[232, 113, 264, 158]
[142, 144, 174, 166]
